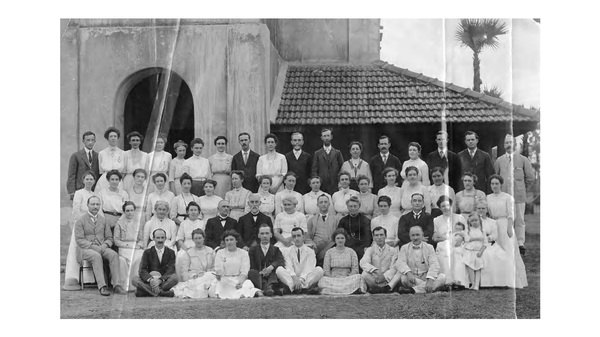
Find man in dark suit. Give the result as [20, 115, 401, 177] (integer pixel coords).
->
[67, 131, 100, 199]
[248, 224, 286, 296]
[457, 131, 495, 193]
[231, 132, 260, 193]
[397, 193, 434, 248]
[204, 200, 243, 249]
[132, 228, 179, 297]
[426, 130, 462, 191]
[311, 128, 344, 195]
[285, 132, 312, 195]
[237, 194, 273, 250]
[370, 135, 402, 194]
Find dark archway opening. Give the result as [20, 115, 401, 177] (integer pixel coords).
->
[124, 70, 194, 158]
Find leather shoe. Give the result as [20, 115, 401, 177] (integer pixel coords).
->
[281, 285, 292, 296]
[306, 284, 321, 295]
[264, 287, 275, 297]
[396, 287, 415, 294]
[158, 290, 174, 297]
[113, 285, 127, 295]
[99, 286, 110, 296]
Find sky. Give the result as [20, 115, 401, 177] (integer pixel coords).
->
[380, 19, 540, 109]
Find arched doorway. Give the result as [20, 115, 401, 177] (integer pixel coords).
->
[123, 68, 194, 158]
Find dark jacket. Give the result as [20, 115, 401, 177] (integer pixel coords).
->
[457, 148, 495, 193]
[426, 149, 462, 192]
[204, 216, 243, 249]
[138, 246, 177, 282]
[337, 214, 372, 260]
[248, 243, 285, 272]
[397, 211, 435, 248]
[67, 148, 100, 196]
[231, 150, 260, 193]
[285, 150, 312, 195]
[370, 152, 402, 194]
[311, 147, 344, 195]
[237, 211, 274, 248]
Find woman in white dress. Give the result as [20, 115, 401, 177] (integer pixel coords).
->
[169, 173, 200, 226]
[208, 136, 233, 198]
[122, 131, 149, 192]
[175, 201, 205, 275]
[400, 142, 430, 187]
[428, 166, 456, 218]
[145, 173, 175, 222]
[209, 230, 261, 299]
[369, 195, 399, 247]
[198, 179, 223, 220]
[125, 168, 148, 216]
[340, 141, 373, 191]
[257, 175, 276, 220]
[356, 175, 378, 219]
[302, 175, 332, 219]
[168, 140, 188, 196]
[142, 200, 178, 251]
[400, 166, 431, 215]
[63, 171, 98, 290]
[96, 127, 125, 191]
[455, 172, 486, 218]
[475, 200, 509, 287]
[147, 134, 172, 194]
[318, 228, 366, 295]
[377, 167, 403, 218]
[273, 196, 307, 255]
[487, 174, 528, 289]
[332, 171, 359, 220]
[256, 133, 287, 194]
[98, 169, 129, 231]
[114, 201, 145, 291]
[431, 195, 469, 287]
[173, 228, 216, 298]
[275, 172, 304, 215]
[225, 171, 251, 220]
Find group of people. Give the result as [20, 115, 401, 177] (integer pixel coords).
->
[64, 126, 535, 298]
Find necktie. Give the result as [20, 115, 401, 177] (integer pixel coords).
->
[88, 151, 93, 165]
[383, 154, 387, 164]
[262, 245, 268, 255]
[243, 152, 248, 165]
[440, 151, 445, 160]
[297, 248, 301, 262]
[322, 215, 326, 221]
[414, 213, 419, 220]
[157, 249, 162, 263]
[508, 154, 511, 164]
[470, 151, 475, 158]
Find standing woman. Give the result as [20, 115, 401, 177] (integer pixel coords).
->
[400, 142, 430, 187]
[96, 127, 125, 192]
[147, 134, 172, 194]
[98, 169, 129, 231]
[209, 230, 261, 299]
[122, 131, 149, 192]
[198, 179, 223, 221]
[318, 228, 366, 295]
[168, 140, 189, 196]
[145, 173, 175, 222]
[183, 138, 212, 197]
[486, 174, 527, 288]
[169, 173, 200, 227]
[429, 167, 456, 218]
[455, 172, 486, 218]
[400, 166, 432, 215]
[303, 175, 333, 219]
[125, 168, 148, 218]
[377, 167, 403, 218]
[63, 171, 98, 290]
[275, 172, 304, 215]
[356, 175, 378, 219]
[114, 201, 145, 291]
[225, 171, 251, 220]
[209, 136, 233, 198]
[257, 175, 276, 220]
[331, 171, 359, 220]
[340, 141, 373, 191]
[256, 133, 287, 194]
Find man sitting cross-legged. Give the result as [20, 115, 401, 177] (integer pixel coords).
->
[276, 227, 324, 295]
[396, 226, 448, 294]
[132, 228, 179, 297]
[360, 226, 402, 294]
[248, 224, 286, 296]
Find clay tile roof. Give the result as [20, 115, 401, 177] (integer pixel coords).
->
[273, 61, 539, 125]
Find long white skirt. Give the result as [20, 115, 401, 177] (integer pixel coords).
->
[118, 247, 144, 291]
[173, 273, 217, 299]
[318, 274, 366, 295]
[480, 243, 509, 287]
[209, 277, 259, 299]
[495, 218, 528, 288]
[435, 240, 469, 286]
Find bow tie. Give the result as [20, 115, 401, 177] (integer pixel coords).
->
[412, 245, 421, 250]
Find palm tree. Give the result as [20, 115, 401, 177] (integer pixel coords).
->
[455, 19, 508, 92]
[483, 85, 504, 99]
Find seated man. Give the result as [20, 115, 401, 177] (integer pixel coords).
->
[337, 196, 372, 260]
[132, 228, 179, 297]
[74, 196, 125, 296]
[238, 193, 273, 250]
[397, 193, 434, 248]
[397, 226, 447, 294]
[248, 224, 285, 296]
[205, 200, 243, 249]
[305, 194, 338, 266]
[276, 227, 324, 294]
[360, 226, 401, 294]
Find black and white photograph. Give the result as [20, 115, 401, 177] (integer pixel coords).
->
[57, 16, 542, 319]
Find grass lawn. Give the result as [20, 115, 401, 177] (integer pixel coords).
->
[60, 211, 540, 319]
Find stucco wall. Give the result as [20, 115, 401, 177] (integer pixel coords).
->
[60, 21, 271, 207]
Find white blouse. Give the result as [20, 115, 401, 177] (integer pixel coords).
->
[183, 155, 212, 180]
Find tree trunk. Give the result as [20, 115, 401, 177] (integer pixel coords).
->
[472, 51, 482, 92]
